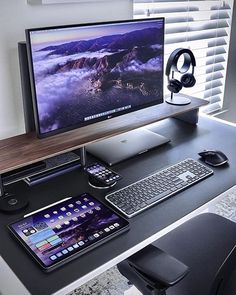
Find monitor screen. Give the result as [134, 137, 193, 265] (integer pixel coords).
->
[26, 18, 164, 138]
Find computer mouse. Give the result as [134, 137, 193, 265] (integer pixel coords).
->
[198, 150, 229, 167]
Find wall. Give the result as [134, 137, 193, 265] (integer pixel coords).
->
[216, 2, 236, 123]
[0, 0, 132, 139]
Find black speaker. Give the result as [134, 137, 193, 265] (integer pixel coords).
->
[18, 42, 35, 133]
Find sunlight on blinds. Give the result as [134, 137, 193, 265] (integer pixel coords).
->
[133, 0, 234, 113]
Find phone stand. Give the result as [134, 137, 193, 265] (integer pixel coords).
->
[88, 176, 117, 190]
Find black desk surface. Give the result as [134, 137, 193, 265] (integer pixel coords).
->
[0, 116, 236, 295]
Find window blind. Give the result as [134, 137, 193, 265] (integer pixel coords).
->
[133, 0, 234, 113]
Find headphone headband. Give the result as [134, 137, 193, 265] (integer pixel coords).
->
[165, 48, 196, 78]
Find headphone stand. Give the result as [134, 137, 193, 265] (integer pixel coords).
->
[165, 48, 196, 106]
[165, 92, 191, 106]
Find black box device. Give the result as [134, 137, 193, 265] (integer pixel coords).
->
[8, 193, 129, 271]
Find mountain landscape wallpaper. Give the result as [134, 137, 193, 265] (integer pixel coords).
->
[29, 20, 164, 134]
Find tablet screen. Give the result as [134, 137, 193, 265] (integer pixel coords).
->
[8, 193, 129, 270]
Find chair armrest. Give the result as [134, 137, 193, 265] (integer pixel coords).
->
[209, 245, 236, 295]
[127, 244, 189, 288]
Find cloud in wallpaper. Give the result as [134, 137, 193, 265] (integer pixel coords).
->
[30, 20, 164, 134]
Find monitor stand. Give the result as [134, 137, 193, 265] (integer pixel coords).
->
[86, 128, 170, 166]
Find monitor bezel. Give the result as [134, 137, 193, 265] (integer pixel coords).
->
[26, 17, 165, 138]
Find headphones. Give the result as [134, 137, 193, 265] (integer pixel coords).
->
[166, 48, 196, 94]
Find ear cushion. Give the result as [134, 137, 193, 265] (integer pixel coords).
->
[167, 79, 182, 93]
[181, 73, 196, 88]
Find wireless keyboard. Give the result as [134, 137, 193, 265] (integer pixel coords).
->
[105, 158, 214, 218]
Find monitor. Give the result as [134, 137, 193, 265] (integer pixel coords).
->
[26, 18, 165, 139]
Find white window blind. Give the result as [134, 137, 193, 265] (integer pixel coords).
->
[133, 0, 234, 113]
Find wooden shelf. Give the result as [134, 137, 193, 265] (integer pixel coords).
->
[0, 96, 207, 174]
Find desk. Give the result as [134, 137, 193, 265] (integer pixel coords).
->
[0, 115, 236, 295]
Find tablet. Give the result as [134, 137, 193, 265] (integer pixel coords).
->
[8, 193, 129, 271]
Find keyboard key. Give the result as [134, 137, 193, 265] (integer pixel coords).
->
[146, 190, 172, 205]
